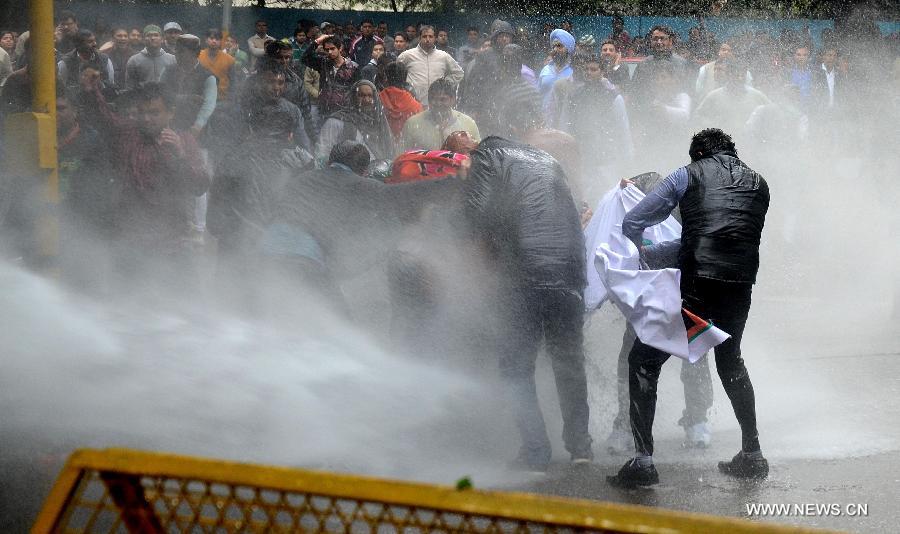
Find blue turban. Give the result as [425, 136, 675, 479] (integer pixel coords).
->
[550, 28, 575, 55]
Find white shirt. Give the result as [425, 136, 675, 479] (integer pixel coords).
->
[822, 63, 835, 108]
[396, 45, 464, 107]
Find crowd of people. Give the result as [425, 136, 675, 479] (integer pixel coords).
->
[1, 8, 898, 487]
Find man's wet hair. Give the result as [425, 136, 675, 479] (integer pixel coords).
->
[206, 29, 223, 40]
[601, 39, 618, 50]
[649, 25, 676, 38]
[322, 35, 343, 48]
[419, 25, 435, 36]
[689, 128, 737, 161]
[329, 141, 371, 175]
[73, 29, 94, 49]
[134, 82, 175, 110]
[394, 33, 407, 41]
[57, 10, 77, 24]
[427, 78, 456, 100]
[257, 57, 288, 77]
[384, 61, 408, 87]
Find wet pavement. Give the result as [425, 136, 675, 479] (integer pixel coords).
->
[2, 280, 897, 534]
[504, 293, 900, 534]
[511, 442, 899, 533]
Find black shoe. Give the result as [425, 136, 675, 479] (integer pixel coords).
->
[606, 458, 659, 488]
[718, 451, 769, 479]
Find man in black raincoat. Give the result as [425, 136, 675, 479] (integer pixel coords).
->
[463, 136, 593, 470]
[458, 19, 516, 135]
[207, 60, 316, 311]
[607, 128, 770, 488]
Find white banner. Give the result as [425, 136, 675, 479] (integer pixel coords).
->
[584, 185, 729, 362]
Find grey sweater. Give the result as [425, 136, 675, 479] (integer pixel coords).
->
[125, 48, 176, 89]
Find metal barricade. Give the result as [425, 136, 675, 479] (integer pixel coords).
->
[33, 448, 836, 533]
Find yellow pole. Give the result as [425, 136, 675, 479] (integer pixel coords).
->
[29, 0, 59, 266]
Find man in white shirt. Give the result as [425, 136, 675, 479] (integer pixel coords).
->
[810, 44, 845, 148]
[694, 58, 771, 138]
[695, 40, 752, 100]
[813, 45, 841, 110]
[397, 25, 464, 107]
[247, 19, 274, 71]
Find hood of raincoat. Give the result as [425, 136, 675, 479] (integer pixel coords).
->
[490, 19, 515, 42]
[463, 136, 586, 290]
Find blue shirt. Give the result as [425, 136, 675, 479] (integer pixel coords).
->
[622, 167, 688, 268]
[539, 63, 572, 97]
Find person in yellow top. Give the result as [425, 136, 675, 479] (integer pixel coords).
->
[400, 78, 480, 152]
[198, 29, 235, 101]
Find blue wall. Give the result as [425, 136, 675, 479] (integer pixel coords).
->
[61, 2, 899, 50]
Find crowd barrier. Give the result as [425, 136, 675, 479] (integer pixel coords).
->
[33, 448, 841, 533]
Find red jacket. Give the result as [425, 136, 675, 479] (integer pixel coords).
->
[379, 86, 423, 138]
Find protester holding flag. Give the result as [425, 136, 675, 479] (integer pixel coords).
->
[607, 128, 770, 488]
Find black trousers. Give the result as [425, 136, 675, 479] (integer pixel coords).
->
[498, 288, 593, 462]
[612, 323, 713, 432]
[628, 276, 760, 456]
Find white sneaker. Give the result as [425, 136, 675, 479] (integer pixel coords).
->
[683, 422, 712, 448]
[604, 427, 633, 455]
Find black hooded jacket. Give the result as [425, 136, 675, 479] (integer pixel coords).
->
[463, 137, 585, 290]
[459, 19, 515, 129]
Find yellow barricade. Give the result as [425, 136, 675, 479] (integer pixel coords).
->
[33, 448, 838, 533]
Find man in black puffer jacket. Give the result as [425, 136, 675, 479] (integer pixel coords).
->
[463, 136, 593, 471]
[608, 128, 770, 488]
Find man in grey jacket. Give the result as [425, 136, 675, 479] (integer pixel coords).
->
[125, 25, 176, 90]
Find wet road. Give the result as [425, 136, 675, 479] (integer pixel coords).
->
[506, 292, 900, 534]
[2, 278, 897, 533]
[512, 441, 898, 533]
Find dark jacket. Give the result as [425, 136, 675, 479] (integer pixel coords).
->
[159, 61, 216, 130]
[629, 52, 693, 103]
[679, 151, 769, 283]
[349, 34, 384, 68]
[303, 44, 360, 115]
[59, 124, 114, 230]
[811, 65, 845, 115]
[107, 47, 136, 91]
[458, 19, 514, 126]
[59, 49, 112, 90]
[208, 144, 315, 254]
[463, 136, 585, 290]
[273, 165, 457, 279]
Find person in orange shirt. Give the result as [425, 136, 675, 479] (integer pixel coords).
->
[198, 29, 235, 100]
